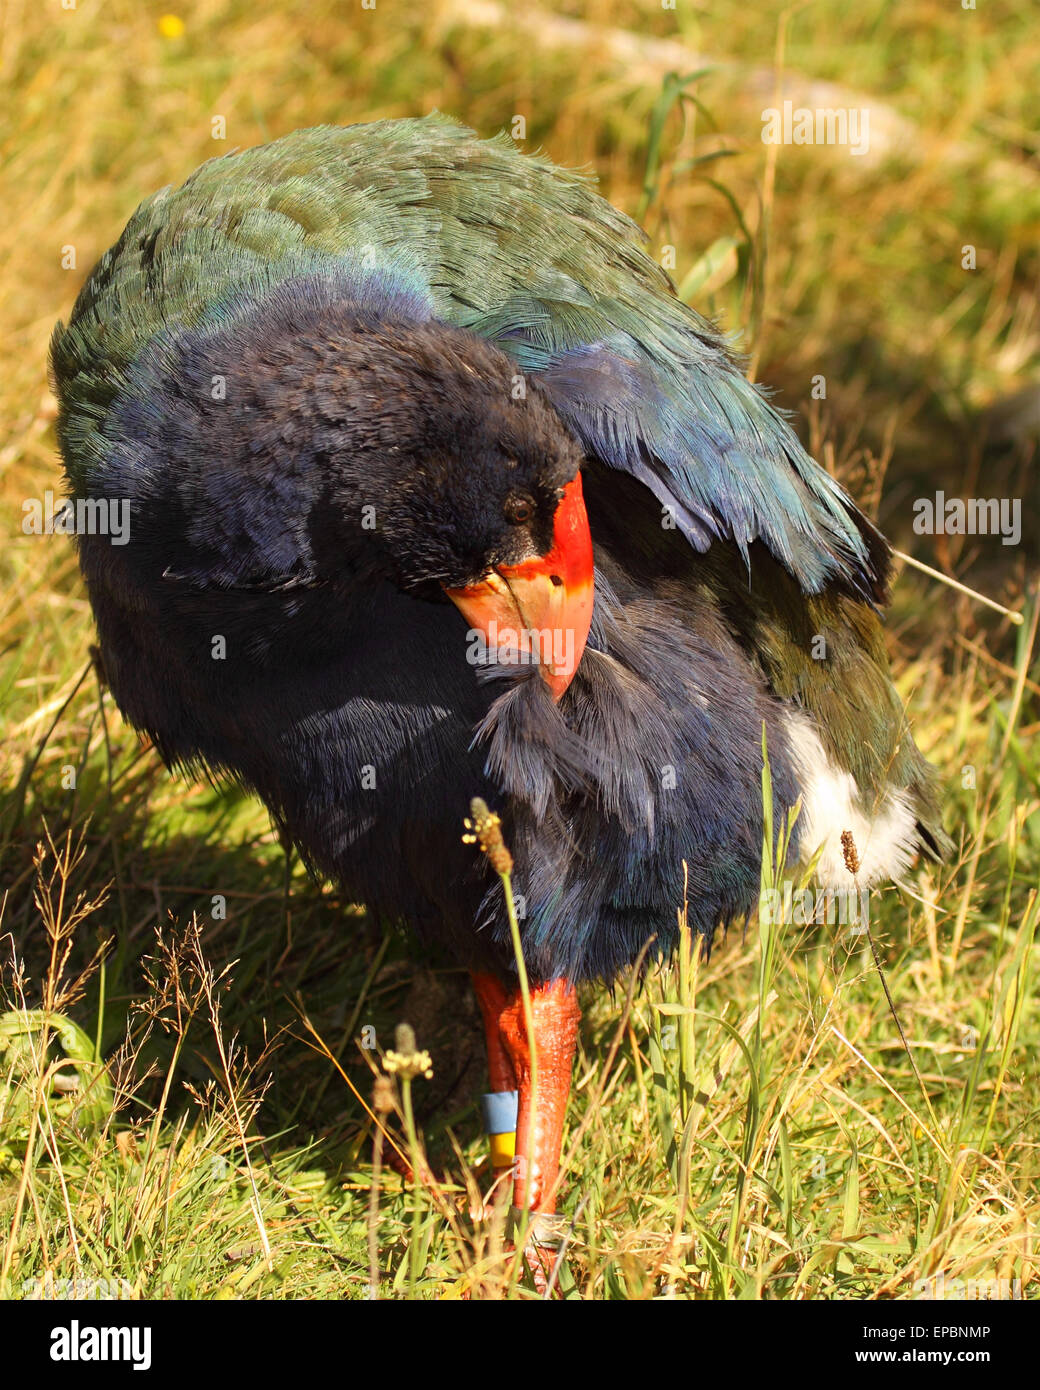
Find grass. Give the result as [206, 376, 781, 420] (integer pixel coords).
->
[1, 0, 1037, 1299]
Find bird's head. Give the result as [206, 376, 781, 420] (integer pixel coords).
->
[291, 312, 596, 700]
[109, 296, 595, 700]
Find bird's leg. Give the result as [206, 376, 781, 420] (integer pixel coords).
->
[496, 977, 580, 1290]
[472, 973, 580, 1214]
[472, 972, 519, 1093]
[471, 972, 519, 1187]
[499, 977, 580, 1208]
[471, 973, 580, 1289]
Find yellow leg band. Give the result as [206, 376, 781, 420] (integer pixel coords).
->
[489, 1130, 516, 1168]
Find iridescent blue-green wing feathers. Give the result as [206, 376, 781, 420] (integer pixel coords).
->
[52, 115, 884, 599]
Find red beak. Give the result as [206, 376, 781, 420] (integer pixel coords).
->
[444, 474, 595, 700]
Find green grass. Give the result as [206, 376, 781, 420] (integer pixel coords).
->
[1, 0, 1037, 1299]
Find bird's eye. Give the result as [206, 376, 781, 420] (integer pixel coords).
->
[504, 494, 535, 526]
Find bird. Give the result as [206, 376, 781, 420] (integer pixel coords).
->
[51, 114, 947, 1246]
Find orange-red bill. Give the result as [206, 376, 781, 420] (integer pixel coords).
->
[444, 474, 594, 701]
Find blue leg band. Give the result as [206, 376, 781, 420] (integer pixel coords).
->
[480, 1089, 519, 1135]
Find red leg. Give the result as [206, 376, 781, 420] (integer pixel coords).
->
[471, 972, 519, 1183]
[471, 972, 581, 1208]
[497, 978, 580, 1214]
[471, 974, 580, 1292]
[471, 972, 518, 1094]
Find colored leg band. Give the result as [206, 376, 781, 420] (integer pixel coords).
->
[509, 1208, 569, 1251]
[481, 1090, 518, 1170]
[489, 1131, 516, 1167]
[480, 1089, 519, 1135]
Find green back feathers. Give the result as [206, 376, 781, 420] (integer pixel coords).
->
[51, 116, 652, 490]
[52, 115, 881, 602]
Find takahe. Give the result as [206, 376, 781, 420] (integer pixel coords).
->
[51, 115, 947, 1235]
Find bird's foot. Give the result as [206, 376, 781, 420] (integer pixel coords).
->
[510, 1208, 569, 1296]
